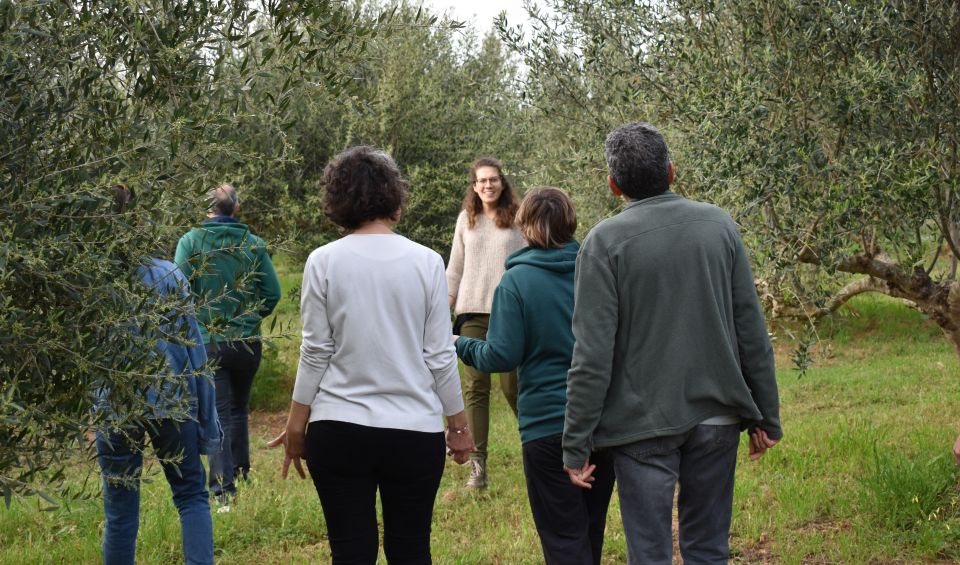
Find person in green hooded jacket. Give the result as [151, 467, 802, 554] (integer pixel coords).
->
[456, 187, 615, 565]
[175, 183, 281, 505]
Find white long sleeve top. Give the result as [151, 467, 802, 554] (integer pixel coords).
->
[292, 234, 464, 432]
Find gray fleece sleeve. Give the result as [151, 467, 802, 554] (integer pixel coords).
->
[292, 252, 334, 406]
[562, 242, 619, 468]
[730, 230, 782, 439]
[424, 256, 465, 416]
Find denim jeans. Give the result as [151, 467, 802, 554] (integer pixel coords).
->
[612, 423, 740, 565]
[96, 419, 213, 565]
[206, 340, 261, 497]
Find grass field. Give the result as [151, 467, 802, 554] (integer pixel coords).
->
[2, 257, 960, 564]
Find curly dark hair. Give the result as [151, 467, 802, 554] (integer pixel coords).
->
[322, 146, 409, 230]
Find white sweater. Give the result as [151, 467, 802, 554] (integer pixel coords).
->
[446, 211, 526, 315]
[292, 234, 464, 432]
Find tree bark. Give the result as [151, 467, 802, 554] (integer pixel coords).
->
[761, 276, 889, 319]
[782, 251, 960, 359]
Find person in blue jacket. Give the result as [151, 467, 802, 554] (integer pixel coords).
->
[96, 185, 221, 565]
[455, 187, 615, 565]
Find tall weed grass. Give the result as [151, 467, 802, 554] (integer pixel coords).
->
[3, 272, 960, 563]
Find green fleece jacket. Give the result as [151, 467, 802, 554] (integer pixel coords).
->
[456, 241, 579, 444]
[174, 217, 281, 344]
[562, 192, 782, 468]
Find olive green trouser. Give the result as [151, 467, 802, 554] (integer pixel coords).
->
[460, 314, 518, 458]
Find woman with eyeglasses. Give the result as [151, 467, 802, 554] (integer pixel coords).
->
[446, 157, 525, 490]
[455, 187, 615, 565]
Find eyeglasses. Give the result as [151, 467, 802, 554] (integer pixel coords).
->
[475, 176, 501, 186]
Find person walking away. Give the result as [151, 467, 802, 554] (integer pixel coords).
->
[562, 122, 783, 564]
[97, 184, 221, 565]
[175, 183, 281, 506]
[446, 157, 525, 489]
[270, 146, 475, 564]
[456, 187, 615, 564]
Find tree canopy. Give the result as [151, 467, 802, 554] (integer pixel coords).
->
[502, 0, 960, 358]
[4, 0, 960, 504]
[0, 0, 384, 503]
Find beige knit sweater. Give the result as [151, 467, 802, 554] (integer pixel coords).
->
[446, 210, 526, 315]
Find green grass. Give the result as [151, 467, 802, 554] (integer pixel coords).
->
[3, 269, 960, 563]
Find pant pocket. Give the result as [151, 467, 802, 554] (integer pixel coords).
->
[615, 436, 667, 461]
[705, 423, 740, 449]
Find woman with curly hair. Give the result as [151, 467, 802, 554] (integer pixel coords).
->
[271, 146, 475, 564]
[446, 157, 525, 490]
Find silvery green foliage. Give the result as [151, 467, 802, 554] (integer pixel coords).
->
[230, 2, 530, 259]
[0, 0, 371, 504]
[503, 0, 960, 357]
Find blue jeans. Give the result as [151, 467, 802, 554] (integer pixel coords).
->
[96, 419, 213, 565]
[206, 340, 261, 497]
[612, 424, 740, 565]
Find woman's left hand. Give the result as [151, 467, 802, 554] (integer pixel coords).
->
[444, 425, 476, 464]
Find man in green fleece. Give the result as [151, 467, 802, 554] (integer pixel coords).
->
[562, 122, 782, 564]
[175, 183, 281, 505]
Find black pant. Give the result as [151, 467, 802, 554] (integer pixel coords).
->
[304, 420, 445, 565]
[522, 434, 616, 565]
[205, 340, 262, 496]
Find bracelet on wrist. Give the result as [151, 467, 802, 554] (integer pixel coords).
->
[447, 424, 469, 435]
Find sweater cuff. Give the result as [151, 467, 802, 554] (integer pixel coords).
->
[291, 381, 318, 406]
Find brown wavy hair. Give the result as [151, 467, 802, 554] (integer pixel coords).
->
[515, 187, 577, 249]
[462, 157, 519, 229]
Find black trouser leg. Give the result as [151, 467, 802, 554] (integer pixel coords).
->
[305, 420, 445, 565]
[206, 341, 261, 495]
[522, 434, 615, 565]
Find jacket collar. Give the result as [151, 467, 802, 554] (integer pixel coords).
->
[623, 191, 679, 211]
[203, 215, 240, 224]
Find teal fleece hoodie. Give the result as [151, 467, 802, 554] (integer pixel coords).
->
[175, 218, 281, 344]
[456, 240, 579, 444]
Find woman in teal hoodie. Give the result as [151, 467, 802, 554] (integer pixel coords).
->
[455, 187, 615, 565]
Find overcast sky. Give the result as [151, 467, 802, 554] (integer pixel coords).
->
[422, 0, 530, 35]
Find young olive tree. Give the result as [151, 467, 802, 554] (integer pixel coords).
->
[504, 0, 960, 357]
[234, 2, 530, 257]
[0, 0, 369, 504]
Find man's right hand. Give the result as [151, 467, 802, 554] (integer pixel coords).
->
[749, 428, 779, 461]
[563, 458, 596, 489]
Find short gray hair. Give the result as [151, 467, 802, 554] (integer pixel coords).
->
[604, 122, 671, 200]
[209, 183, 238, 216]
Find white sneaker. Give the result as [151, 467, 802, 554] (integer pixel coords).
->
[216, 504, 231, 514]
[465, 458, 487, 489]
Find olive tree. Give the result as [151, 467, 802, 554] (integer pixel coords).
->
[234, 2, 530, 257]
[503, 0, 960, 357]
[0, 0, 372, 504]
